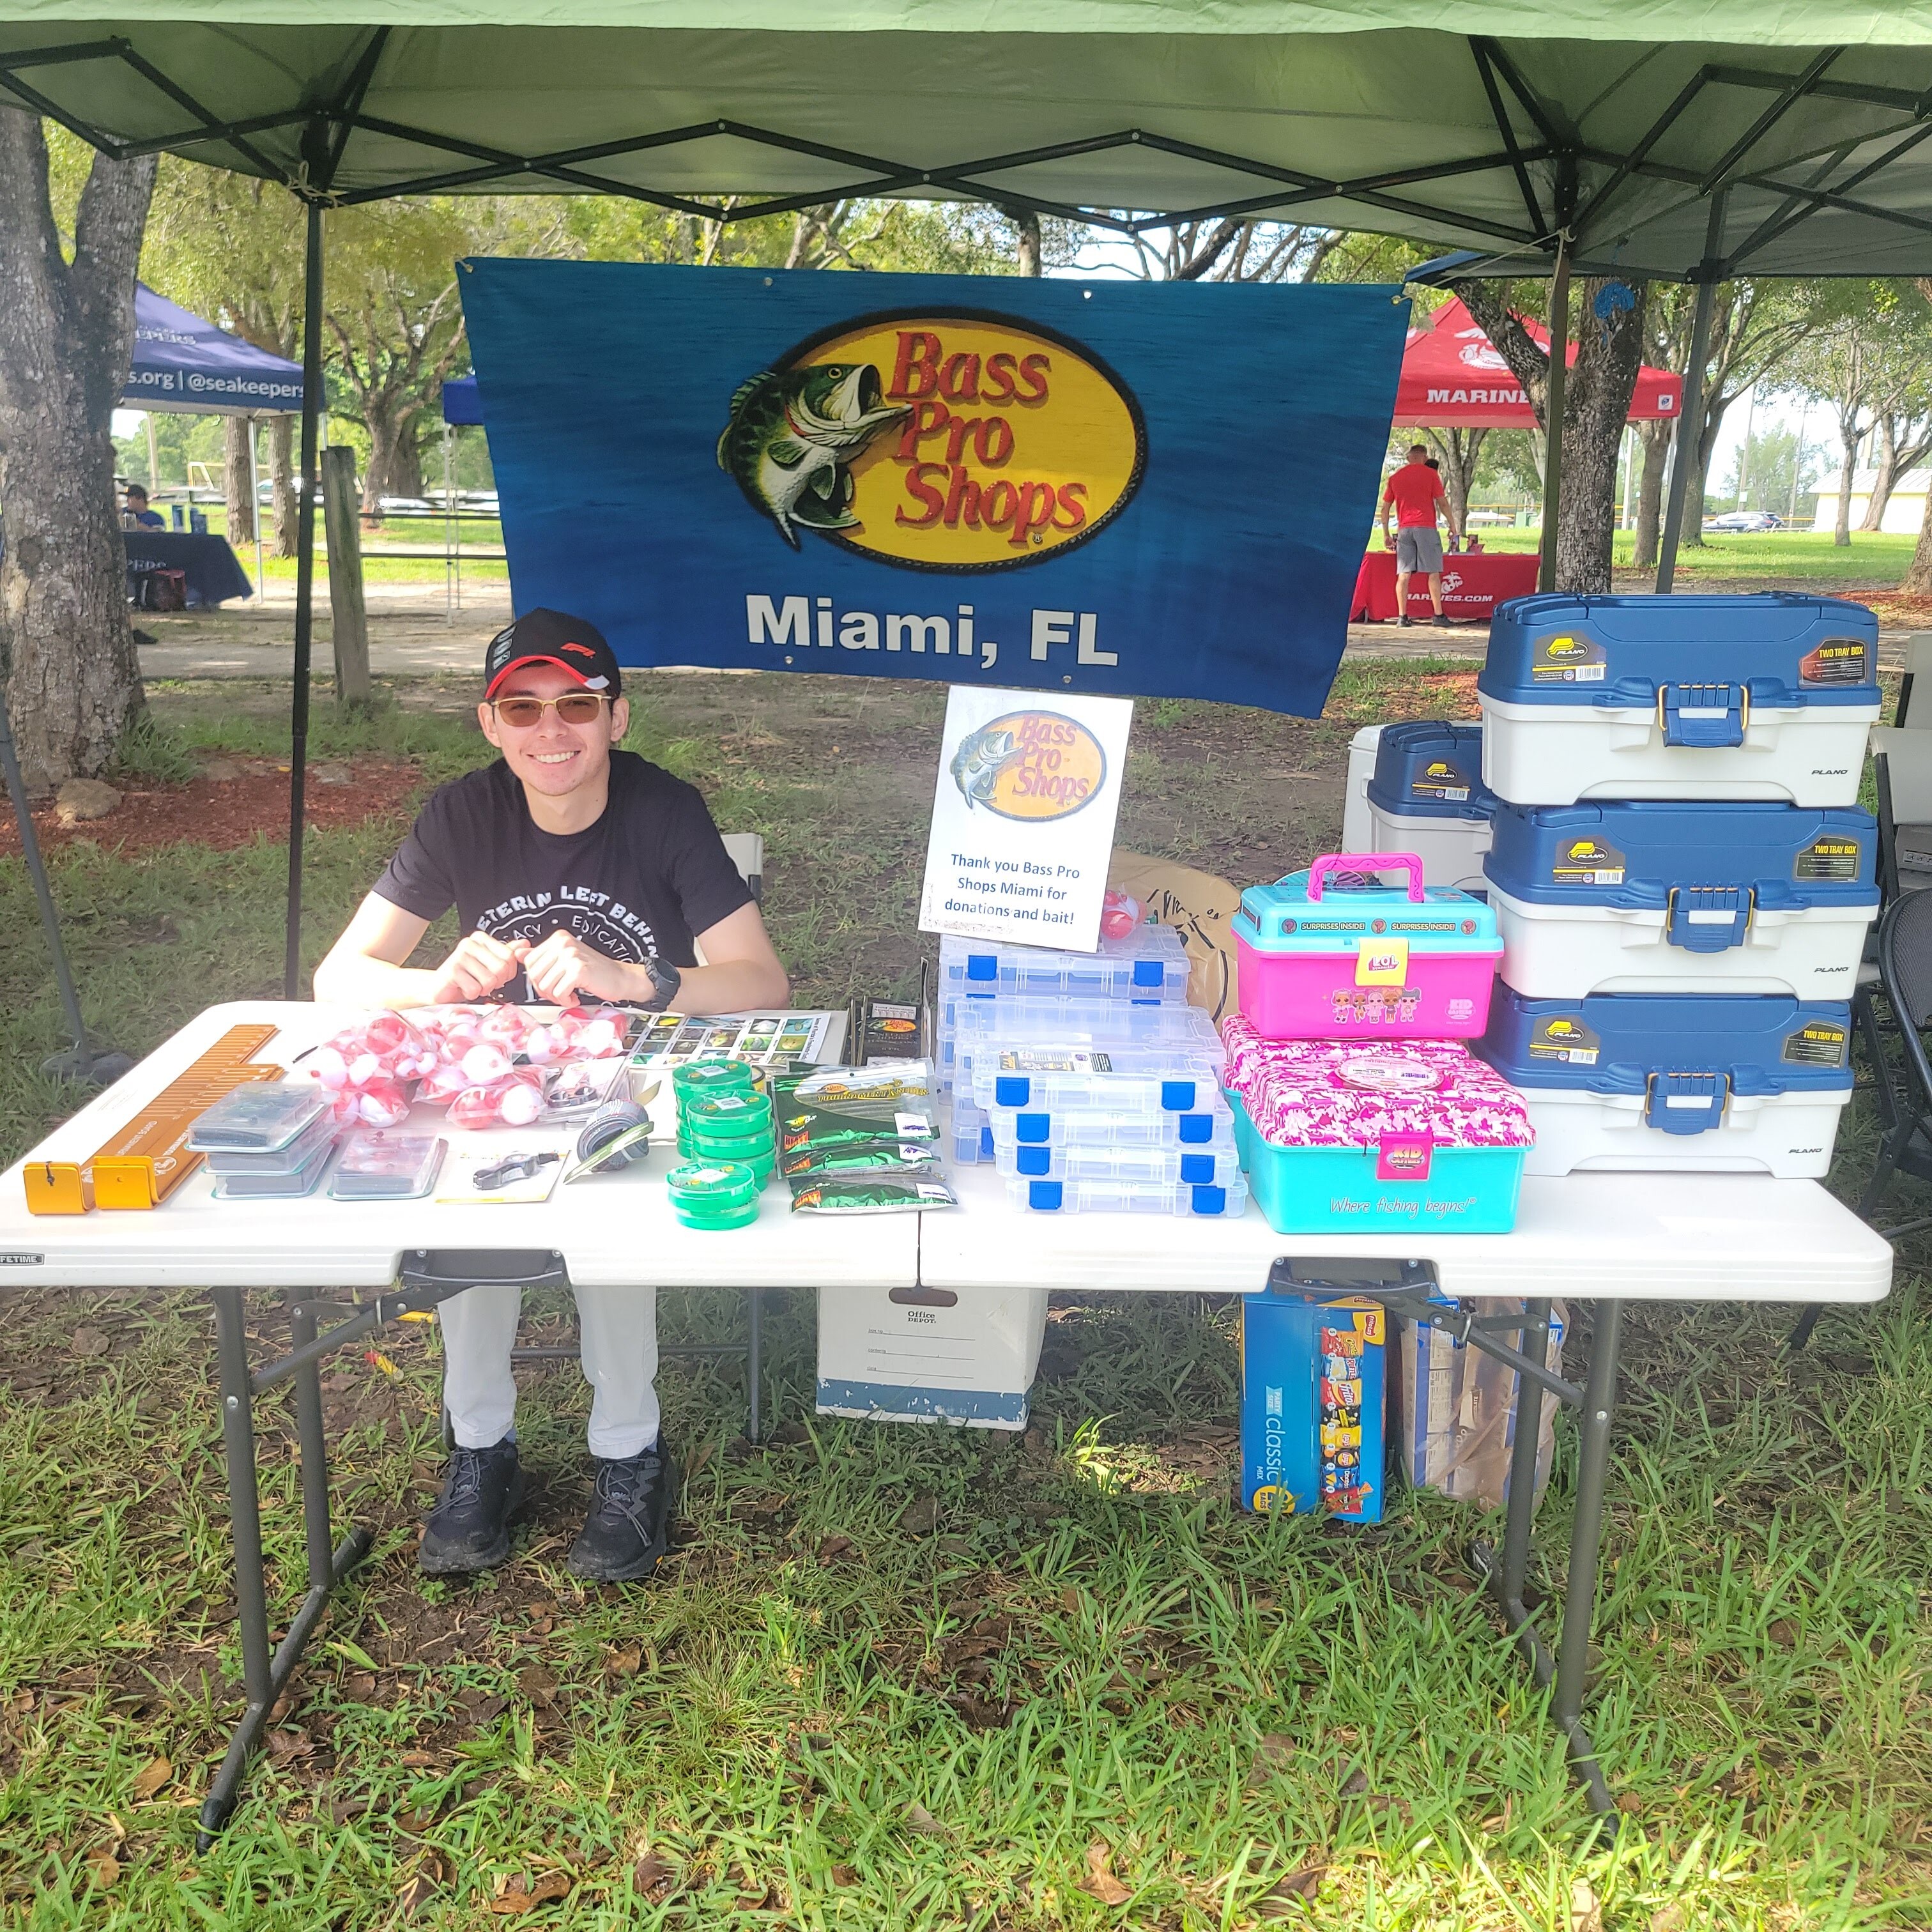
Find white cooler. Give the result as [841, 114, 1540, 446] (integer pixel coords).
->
[1485, 799, 1878, 999]
[1474, 988, 1856, 1177]
[1478, 593, 1880, 807]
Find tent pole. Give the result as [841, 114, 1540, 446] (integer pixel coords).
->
[285, 197, 324, 1000]
[145, 411, 159, 494]
[1536, 233, 1572, 595]
[443, 421, 454, 624]
[248, 413, 264, 608]
[1657, 192, 1727, 595]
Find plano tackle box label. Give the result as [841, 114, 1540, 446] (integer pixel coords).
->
[1782, 1019, 1850, 1067]
[1800, 638, 1872, 686]
[1552, 836, 1626, 886]
[995, 1046, 1114, 1073]
[1530, 631, 1607, 684]
[1411, 757, 1473, 802]
[1795, 835, 1863, 882]
[1529, 1015, 1601, 1064]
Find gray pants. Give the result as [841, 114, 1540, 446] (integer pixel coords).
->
[439, 1283, 659, 1458]
[1395, 525, 1445, 574]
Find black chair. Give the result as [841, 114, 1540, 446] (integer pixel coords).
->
[1790, 887, 1932, 1349]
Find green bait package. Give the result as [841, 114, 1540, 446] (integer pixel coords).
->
[778, 1138, 942, 1181]
[772, 1060, 937, 1157]
[788, 1172, 957, 1215]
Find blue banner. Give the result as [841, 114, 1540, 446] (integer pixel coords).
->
[459, 260, 1404, 714]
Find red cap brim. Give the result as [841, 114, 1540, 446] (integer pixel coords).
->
[485, 654, 594, 700]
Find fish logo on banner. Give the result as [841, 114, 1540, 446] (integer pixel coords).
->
[947, 709, 1108, 820]
[717, 310, 1146, 571]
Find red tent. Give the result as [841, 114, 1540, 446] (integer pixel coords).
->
[1394, 296, 1680, 429]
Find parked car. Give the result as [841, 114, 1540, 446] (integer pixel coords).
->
[1704, 510, 1784, 532]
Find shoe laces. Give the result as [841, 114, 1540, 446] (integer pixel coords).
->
[592, 1452, 658, 1522]
[443, 1445, 495, 1509]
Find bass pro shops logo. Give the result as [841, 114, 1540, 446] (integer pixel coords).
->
[717, 309, 1146, 571]
[950, 709, 1108, 821]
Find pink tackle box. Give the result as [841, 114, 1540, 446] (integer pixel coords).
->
[1231, 853, 1503, 1040]
[1221, 1021, 1533, 1234]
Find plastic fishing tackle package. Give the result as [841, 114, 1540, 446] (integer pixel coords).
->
[770, 1061, 938, 1162]
[777, 1139, 944, 1181]
[786, 1172, 958, 1215]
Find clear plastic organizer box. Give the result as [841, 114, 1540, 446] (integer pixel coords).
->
[968, 1052, 1226, 1116]
[1006, 1172, 1251, 1217]
[995, 1140, 1245, 1186]
[939, 928, 1190, 1004]
[946, 999, 1223, 1085]
[985, 1097, 1238, 1150]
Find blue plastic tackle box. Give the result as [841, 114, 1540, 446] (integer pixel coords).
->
[1363, 721, 1497, 891]
[1476, 593, 1880, 806]
[1474, 987, 1855, 1176]
[1483, 799, 1878, 997]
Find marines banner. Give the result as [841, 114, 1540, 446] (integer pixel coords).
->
[458, 259, 1406, 714]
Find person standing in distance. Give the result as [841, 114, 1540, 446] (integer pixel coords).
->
[1379, 442, 1462, 628]
[313, 609, 789, 1583]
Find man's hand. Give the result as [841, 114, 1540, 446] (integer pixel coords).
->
[425, 932, 528, 1003]
[522, 930, 638, 1006]
[1381, 521, 1395, 551]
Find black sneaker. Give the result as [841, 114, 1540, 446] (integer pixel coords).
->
[418, 1438, 523, 1575]
[1397, 615, 1413, 627]
[1434, 613, 1453, 628]
[568, 1443, 677, 1583]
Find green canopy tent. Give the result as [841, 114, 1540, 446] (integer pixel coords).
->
[8, 6, 1932, 1000]
[8, 0, 1932, 1839]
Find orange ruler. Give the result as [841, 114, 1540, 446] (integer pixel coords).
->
[24, 1023, 282, 1215]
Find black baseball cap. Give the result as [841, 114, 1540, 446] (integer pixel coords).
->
[484, 608, 622, 700]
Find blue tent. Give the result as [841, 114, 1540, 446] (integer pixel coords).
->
[123, 283, 303, 417]
[440, 374, 483, 425]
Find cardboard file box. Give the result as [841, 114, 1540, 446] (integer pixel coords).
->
[816, 1282, 1047, 1430]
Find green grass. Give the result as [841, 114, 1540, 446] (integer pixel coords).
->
[2, 671, 1928, 1928]
[1468, 527, 1920, 583]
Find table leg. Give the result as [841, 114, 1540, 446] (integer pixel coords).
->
[1496, 1296, 1551, 1620]
[745, 1287, 764, 1445]
[200, 1285, 275, 1848]
[197, 1289, 372, 1848]
[1553, 1299, 1623, 1798]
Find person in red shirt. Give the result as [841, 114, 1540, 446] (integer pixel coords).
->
[1379, 444, 1462, 627]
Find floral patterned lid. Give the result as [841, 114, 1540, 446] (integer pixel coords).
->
[1221, 1018, 1533, 1151]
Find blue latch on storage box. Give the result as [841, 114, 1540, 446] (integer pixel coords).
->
[1660, 682, 1749, 748]
[1665, 885, 1752, 951]
[1644, 1071, 1729, 1134]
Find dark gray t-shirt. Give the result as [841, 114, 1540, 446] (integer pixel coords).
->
[374, 751, 751, 1000]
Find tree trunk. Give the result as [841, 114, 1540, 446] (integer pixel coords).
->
[1834, 418, 1858, 546]
[360, 399, 425, 513]
[1632, 416, 1672, 570]
[1015, 208, 1042, 277]
[223, 413, 257, 546]
[267, 413, 298, 558]
[1899, 467, 1932, 592]
[1861, 417, 1899, 532]
[1453, 275, 1644, 595]
[1422, 427, 1487, 537]
[0, 118, 156, 789]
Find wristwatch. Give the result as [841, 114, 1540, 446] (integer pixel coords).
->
[640, 954, 682, 1012]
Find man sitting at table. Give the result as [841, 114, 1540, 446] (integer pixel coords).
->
[312, 609, 789, 1582]
[122, 483, 165, 529]
[1379, 443, 1461, 628]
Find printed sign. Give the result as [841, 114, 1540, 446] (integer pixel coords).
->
[458, 261, 1407, 713]
[919, 686, 1133, 947]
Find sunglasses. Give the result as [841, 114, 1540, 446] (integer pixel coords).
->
[489, 691, 614, 728]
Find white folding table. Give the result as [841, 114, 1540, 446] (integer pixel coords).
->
[930, 1161, 1892, 1811]
[0, 1002, 919, 1845]
[0, 1002, 1894, 1837]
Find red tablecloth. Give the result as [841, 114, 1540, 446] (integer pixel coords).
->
[1349, 548, 1539, 624]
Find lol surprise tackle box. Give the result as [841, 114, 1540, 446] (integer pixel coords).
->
[1239, 1292, 1387, 1521]
[1232, 854, 1503, 1039]
[1222, 1024, 1533, 1235]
